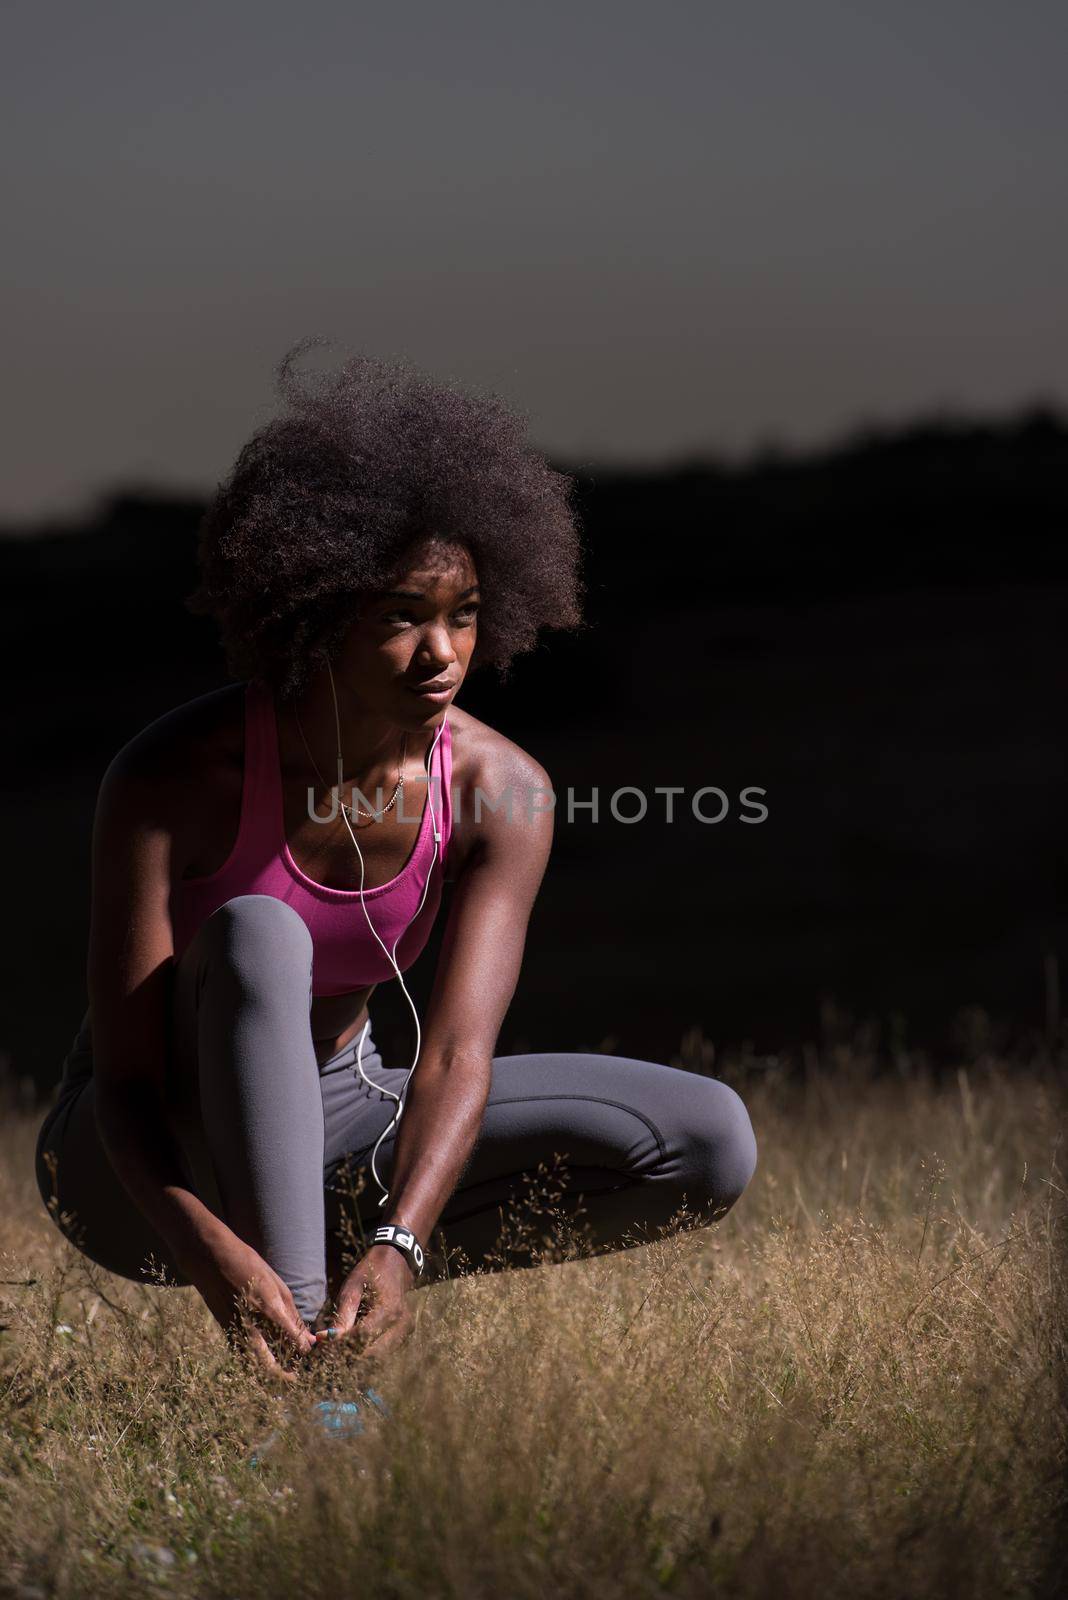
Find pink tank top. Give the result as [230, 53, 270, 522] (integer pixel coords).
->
[170, 678, 454, 996]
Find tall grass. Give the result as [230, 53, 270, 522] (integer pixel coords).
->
[1, 1036, 1064, 1599]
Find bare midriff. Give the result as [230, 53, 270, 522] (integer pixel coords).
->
[310, 986, 378, 1065]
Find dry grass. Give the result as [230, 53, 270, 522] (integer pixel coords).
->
[1, 1038, 1065, 1599]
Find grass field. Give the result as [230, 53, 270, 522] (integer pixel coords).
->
[1, 1038, 1065, 1599]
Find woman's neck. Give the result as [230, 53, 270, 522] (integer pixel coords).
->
[279, 670, 410, 793]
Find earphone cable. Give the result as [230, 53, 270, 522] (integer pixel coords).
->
[326, 662, 446, 1206]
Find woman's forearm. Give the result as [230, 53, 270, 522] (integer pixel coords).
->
[376, 1052, 492, 1250]
[94, 1082, 229, 1274]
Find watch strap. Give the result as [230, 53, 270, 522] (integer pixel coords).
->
[371, 1222, 426, 1276]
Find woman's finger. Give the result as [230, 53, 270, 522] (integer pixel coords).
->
[360, 1310, 413, 1361]
[274, 1301, 317, 1356]
[268, 1274, 318, 1355]
[331, 1278, 369, 1335]
[351, 1297, 408, 1348]
[351, 1300, 392, 1339]
[245, 1325, 301, 1385]
[239, 1293, 313, 1367]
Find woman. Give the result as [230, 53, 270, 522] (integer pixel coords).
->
[34, 341, 758, 1380]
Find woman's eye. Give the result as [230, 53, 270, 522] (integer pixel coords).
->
[381, 603, 478, 625]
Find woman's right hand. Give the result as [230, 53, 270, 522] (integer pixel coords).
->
[180, 1225, 317, 1381]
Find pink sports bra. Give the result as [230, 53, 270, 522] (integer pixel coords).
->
[170, 678, 454, 996]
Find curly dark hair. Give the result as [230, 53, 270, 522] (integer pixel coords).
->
[184, 338, 587, 699]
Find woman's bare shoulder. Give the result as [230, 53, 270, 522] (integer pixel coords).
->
[446, 702, 551, 794]
[99, 682, 247, 835]
[444, 704, 553, 884]
[109, 682, 244, 771]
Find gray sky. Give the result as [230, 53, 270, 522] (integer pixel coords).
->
[2, 0, 1065, 524]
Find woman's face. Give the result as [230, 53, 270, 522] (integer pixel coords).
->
[334, 536, 480, 730]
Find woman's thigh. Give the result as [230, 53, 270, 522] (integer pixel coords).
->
[34, 1080, 192, 1288]
[323, 1046, 758, 1269]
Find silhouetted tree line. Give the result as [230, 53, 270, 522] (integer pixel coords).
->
[2, 404, 1065, 1085]
[3, 404, 1066, 689]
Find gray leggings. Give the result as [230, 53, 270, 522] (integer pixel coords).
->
[34, 895, 758, 1326]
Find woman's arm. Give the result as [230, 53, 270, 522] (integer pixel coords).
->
[87, 742, 228, 1272]
[329, 739, 554, 1335]
[89, 738, 316, 1368]
[382, 742, 554, 1242]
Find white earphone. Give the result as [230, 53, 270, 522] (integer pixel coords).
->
[326, 661, 446, 1207]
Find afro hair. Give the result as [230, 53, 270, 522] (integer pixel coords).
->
[185, 338, 587, 699]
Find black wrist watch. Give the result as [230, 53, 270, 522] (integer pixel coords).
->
[371, 1222, 426, 1277]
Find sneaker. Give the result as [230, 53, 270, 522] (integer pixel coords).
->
[249, 1388, 391, 1465]
[311, 1398, 365, 1438]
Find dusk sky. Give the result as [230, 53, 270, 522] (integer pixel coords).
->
[3, 0, 1065, 523]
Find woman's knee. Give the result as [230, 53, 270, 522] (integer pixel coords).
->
[675, 1076, 758, 1218]
[194, 895, 314, 988]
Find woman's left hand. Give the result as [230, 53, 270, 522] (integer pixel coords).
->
[317, 1244, 416, 1358]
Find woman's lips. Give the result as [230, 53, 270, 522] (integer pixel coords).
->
[405, 680, 455, 702]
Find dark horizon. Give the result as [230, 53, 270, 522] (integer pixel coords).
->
[3, 403, 1065, 1096]
[4, 394, 1065, 539]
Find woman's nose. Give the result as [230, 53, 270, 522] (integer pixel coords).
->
[417, 621, 457, 666]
